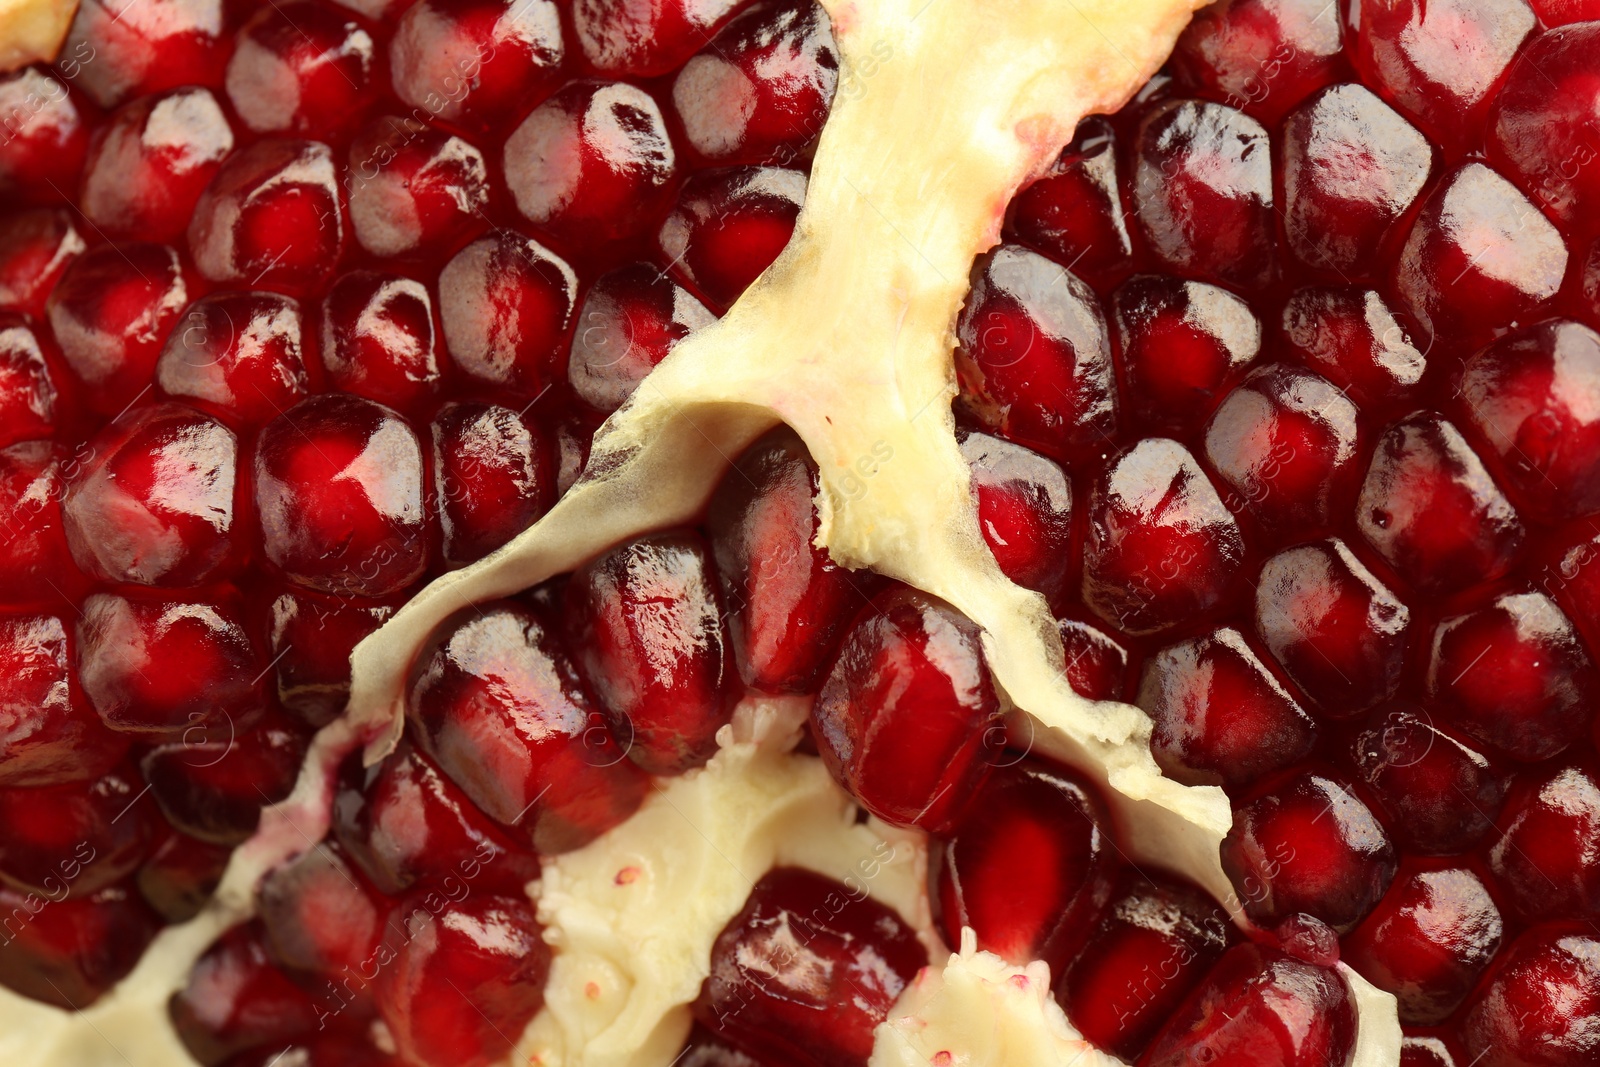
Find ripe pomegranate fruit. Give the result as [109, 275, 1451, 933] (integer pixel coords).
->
[4, 1, 1600, 1065]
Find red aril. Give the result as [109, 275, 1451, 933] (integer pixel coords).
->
[0, 209, 84, 319]
[0, 613, 127, 788]
[0, 443, 85, 611]
[1279, 286, 1425, 411]
[224, 2, 382, 143]
[1007, 118, 1132, 293]
[1460, 925, 1600, 1067]
[812, 586, 1003, 831]
[568, 262, 716, 414]
[0, 883, 160, 1011]
[438, 230, 577, 398]
[137, 831, 233, 923]
[155, 291, 310, 427]
[432, 400, 554, 567]
[319, 271, 443, 415]
[268, 589, 399, 728]
[221, 1032, 400, 1067]
[573, 0, 741, 77]
[170, 921, 323, 1066]
[0, 69, 91, 202]
[931, 758, 1116, 973]
[0, 319, 62, 447]
[139, 707, 308, 846]
[1488, 758, 1600, 922]
[0, 761, 156, 898]
[1170, 0, 1346, 124]
[347, 118, 489, 260]
[658, 166, 806, 310]
[258, 844, 386, 977]
[959, 430, 1073, 606]
[1056, 614, 1129, 701]
[388, 0, 564, 132]
[60, 0, 228, 108]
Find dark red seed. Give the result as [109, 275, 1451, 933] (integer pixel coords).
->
[0, 883, 160, 1011]
[0, 320, 58, 445]
[1458, 320, 1600, 523]
[156, 291, 310, 427]
[0, 762, 157, 899]
[1058, 872, 1234, 1062]
[1112, 274, 1260, 435]
[78, 590, 264, 737]
[432, 400, 554, 568]
[955, 244, 1118, 463]
[221, 1032, 400, 1067]
[389, 0, 565, 132]
[139, 706, 307, 845]
[188, 139, 346, 293]
[1460, 925, 1600, 1067]
[0, 443, 85, 611]
[1255, 538, 1411, 717]
[931, 758, 1116, 974]
[170, 921, 323, 1066]
[1348, 701, 1509, 855]
[568, 263, 715, 414]
[225, 2, 382, 143]
[1221, 770, 1396, 931]
[0, 613, 128, 788]
[79, 88, 235, 243]
[0, 69, 91, 203]
[960, 430, 1074, 606]
[375, 893, 549, 1067]
[60, 0, 229, 109]
[269, 588, 399, 728]
[406, 600, 648, 854]
[1357, 412, 1526, 595]
[692, 867, 927, 1066]
[259, 844, 386, 977]
[439, 230, 578, 399]
[1007, 118, 1133, 292]
[62, 402, 242, 587]
[707, 426, 877, 694]
[672, 0, 839, 166]
[1132, 99, 1277, 292]
[333, 740, 541, 897]
[1488, 758, 1600, 922]
[1056, 614, 1129, 702]
[1490, 22, 1600, 233]
[573, 0, 742, 77]
[320, 271, 444, 416]
[658, 166, 806, 310]
[676, 1027, 772, 1067]
[1139, 944, 1357, 1067]
[1342, 861, 1503, 1025]
[813, 586, 1004, 831]
[1530, 0, 1600, 22]
[1139, 627, 1318, 789]
[0, 209, 85, 319]
[1400, 1034, 1464, 1067]
[1081, 438, 1247, 637]
[1170, 0, 1345, 124]
[255, 393, 429, 598]
[347, 118, 489, 260]
[137, 831, 233, 923]
[1279, 286, 1426, 411]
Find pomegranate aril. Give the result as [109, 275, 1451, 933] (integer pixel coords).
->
[1139, 627, 1318, 789]
[505, 80, 677, 255]
[334, 740, 540, 897]
[931, 757, 1115, 973]
[388, 0, 564, 133]
[60, 0, 228, 109]
[1461, 925, 1600, 1067]
[566, 530, 736, 775]
[658, 166, 805, 310]
[1112, 274, 1260, 434]
[0, 613, 127, 788]
[439, 230, 578, 398]
[156, 290, 311, 427]
[1057, 614, 1129, 701]
[46, 241, 188, 417]
[1132, 99, 1276, 292]
[1349, 701, 1509, 855]
[1058, 872, 1233, 1062]
[0, 761, 156, 898]
[137, 831, 233, 923]
[1358, 411, 1526, 595]
[1204, 363, 1360, 536]
[0, 883, 160, 1010]
[376, 892, 549, 1067]
[1281, 83, 1432, 279]
[222, 1032, 399, 1067]
[672, 0, 839, 166]
[1006, 118, 1133, 292]
[677, 1028, 771, 1067]
[1171, 0, 1345, 124]
[0, 208, 85, 318]
[188, 139, 346, 293]
[1495, 20, 1600, 229]
[813, 586, 1003, 831]
[574, 0, 740, 77]
[0, 69, 91, 203]
[171, 921, 323, 1066]
[960, 430, 1073, 605]
[1222, 770, 1396, 931]
[1393, 163, 1566, 352]
[433, 400, 553, 568]
[226, 2, 381, 143]
[0, 319, 62, 447]
[1531, 0, 1600, 22]
[1081, 438, 1247, 637]
[568, 262, 715, 414]
[63, 402, 242, 587]
[1458, 320, 1600, 522]
[269, 588, 398, 728]
[1428, 590, 1597, 762]
[1489, 758, 1600, 922]
[259, 844, 385, 976]
[1342, 861, 1503, 1025]
[348, 118, 488, 261]
[1140, 943, 1357, 1067]
[320, 271, 443, 415]
[1256, 538, 1410, 717]
[78, 590, 264, 737]
[140, 706, 306, 845]
[1280, 286, 1426, 411]
[406, 600, 647, 854]
[0, 442, 84, 610]
[1401, 1034, 1464, 1067]
[255, 393, 429, 598]
[80, 87, 234, 243]
[693, 867, 927, 1066]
